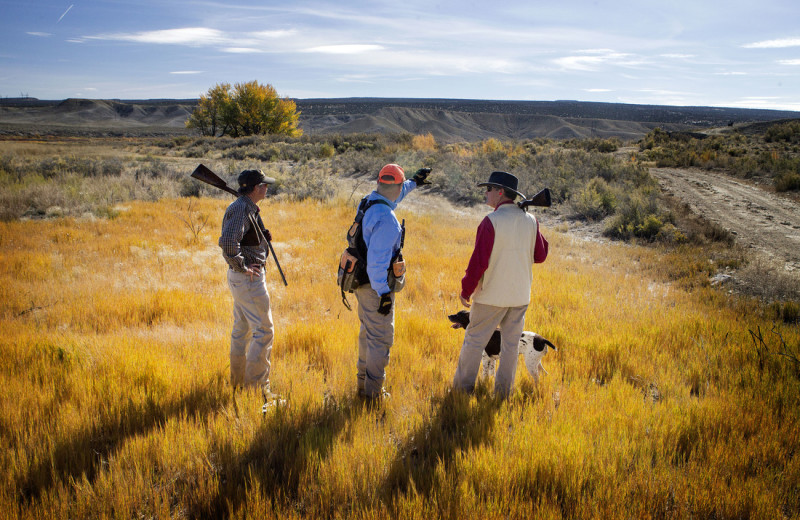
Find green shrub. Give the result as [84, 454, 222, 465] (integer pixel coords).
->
[782, 301, 800, 323]
[274, 164, 337, 202]
[765, 121, 800, 143]
[320, 143, 336, 158]
[604, 191, 666, 240]
[571, 177, 616, 220]
[775, 172, 800, 192]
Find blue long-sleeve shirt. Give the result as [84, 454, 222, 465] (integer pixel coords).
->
[362, 179, 417, 295]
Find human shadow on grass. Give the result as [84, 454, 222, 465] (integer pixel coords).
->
[382, 386, 500, 503]
[17, 376, 230, 504]
[193, 393, 366, 519]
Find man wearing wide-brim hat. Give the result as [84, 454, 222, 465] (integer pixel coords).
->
[452, 171, 549, 397]
[219, 168, 281, 401]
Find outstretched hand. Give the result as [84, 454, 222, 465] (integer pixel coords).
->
[412, 167, 432, 185]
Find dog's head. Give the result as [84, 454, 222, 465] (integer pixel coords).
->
[520, 331, 557, 353]
[447, 310, 471, 329]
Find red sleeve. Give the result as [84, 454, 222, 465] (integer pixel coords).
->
[461, 217, 495, 299]
[534, 220, 549, 263]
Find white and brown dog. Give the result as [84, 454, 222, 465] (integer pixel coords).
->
[448, 310, 556, 382]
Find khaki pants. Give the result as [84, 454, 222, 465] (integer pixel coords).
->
[227, 269, 274, 389]
[452, 303, 528, 397]
[355, 286, 395, 398]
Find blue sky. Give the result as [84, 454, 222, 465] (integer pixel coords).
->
[2, 0, 799, 110]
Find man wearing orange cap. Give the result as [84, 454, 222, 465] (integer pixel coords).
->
[355, 163, 431, 401]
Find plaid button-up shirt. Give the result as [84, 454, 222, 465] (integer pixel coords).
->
[219, 196, 267, 273]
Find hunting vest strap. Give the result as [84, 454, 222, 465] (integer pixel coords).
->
[241, 213, 266, 247]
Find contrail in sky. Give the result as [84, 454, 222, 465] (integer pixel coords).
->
[57, 4, 74, 23]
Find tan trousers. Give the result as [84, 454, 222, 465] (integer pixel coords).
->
[355, 285, 395, 398]
[452, 302, 528, 397]
[227, 269, 274, 389]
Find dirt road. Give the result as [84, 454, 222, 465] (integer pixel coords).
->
[651, 167, 800, 274]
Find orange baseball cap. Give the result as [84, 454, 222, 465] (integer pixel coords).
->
[378, 163, 405, 184]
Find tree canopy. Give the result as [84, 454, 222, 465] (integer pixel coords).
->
[186, 81, 302, 137]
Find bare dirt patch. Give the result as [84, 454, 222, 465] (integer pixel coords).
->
[652, 167, 800, 297]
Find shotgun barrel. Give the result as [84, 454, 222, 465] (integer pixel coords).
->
[190, 164, 288, 286]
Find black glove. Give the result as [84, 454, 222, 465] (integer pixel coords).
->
[377, 293, 393, 315]
[412, 167, 432, 185]
[263, 228, 272, 242]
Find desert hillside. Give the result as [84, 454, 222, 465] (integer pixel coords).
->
[2, 97, 798, 142]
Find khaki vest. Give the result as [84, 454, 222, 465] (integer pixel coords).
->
[473, 204, 539, 307]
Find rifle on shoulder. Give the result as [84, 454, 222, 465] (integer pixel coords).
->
[191, 163, 288, 286]
[517, 188, 552, 211]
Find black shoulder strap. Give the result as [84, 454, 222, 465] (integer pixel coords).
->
[357, 197, 391, 222]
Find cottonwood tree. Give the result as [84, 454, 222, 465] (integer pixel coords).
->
[186, 81, 302, 137]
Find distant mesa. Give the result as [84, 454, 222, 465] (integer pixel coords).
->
[1, 96, 798, 141]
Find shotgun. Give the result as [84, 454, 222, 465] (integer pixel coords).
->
[191, 163, 288, 286]
[517, 188, 552, 211]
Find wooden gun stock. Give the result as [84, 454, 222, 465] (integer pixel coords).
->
[190, 163, 288, 286]
[517, 188, 552, 210]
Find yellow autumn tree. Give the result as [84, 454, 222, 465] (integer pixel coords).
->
[186, 81, 302, 137]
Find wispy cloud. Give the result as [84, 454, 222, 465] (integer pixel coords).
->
[726, 96, 800, 111]
[742, 37, 800, 49]
[250, 30, 297, 39]
[778, 59, 800, 65]
[553, 50, 643, 71]
[79, 26, 301, 52]
[87, 27, 226, 46]
[170, 70, 203, 75]
[584, 88, 612, 92]
[57, 4, 73, 24]
[27, 32, 52, 37]
[222, 47, 263, 54]
[303, 44, 384, 54]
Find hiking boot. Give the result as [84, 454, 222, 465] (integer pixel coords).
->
[361, 387, 390, 403]
[261, 386, 287, 413]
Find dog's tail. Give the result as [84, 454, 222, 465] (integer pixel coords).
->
[533, 334, 557, 352]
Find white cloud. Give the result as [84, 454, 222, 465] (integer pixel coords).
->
[726, 96, 800, 111]
[660, 53, 694, 59]
[743, 38, 800, 49]
[250, 30, 297, 39]
[223, 47, 263, 54]
[170, 70, 204, 75]
[553, 50, 642, 71]
[778, 59, 800, 65]
[27, 32, 52, 37]
[88, 27, 226, 46]
[336, 74, 376, 83]
[715, 71, 747, 75]
[303, 44, 384, 54]
[584, 88, 611, 92]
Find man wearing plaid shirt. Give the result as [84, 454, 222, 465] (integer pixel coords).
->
[219, 169, 277, 395]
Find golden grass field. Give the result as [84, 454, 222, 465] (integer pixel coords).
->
[1, 189, 799, 519]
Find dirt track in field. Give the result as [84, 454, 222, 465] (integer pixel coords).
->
[652, 167, 800, 275]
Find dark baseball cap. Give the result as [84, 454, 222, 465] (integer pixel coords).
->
[238, 169, 276, 188]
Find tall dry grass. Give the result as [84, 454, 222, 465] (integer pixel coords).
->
[1, 189, 799, 519]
